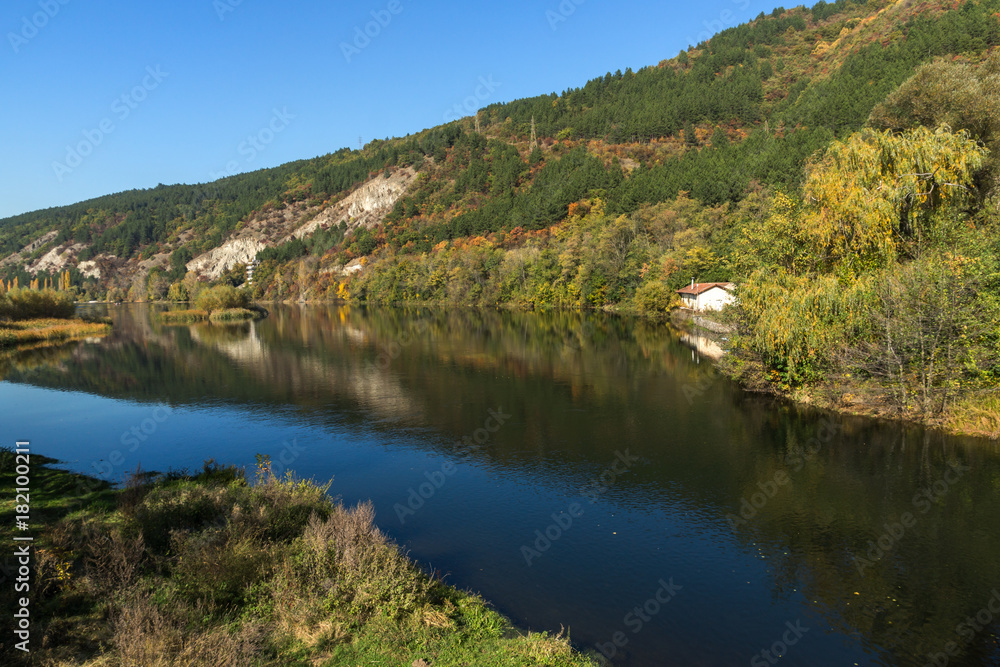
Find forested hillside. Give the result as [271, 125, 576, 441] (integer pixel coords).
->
[2, 0, 998, 433]
[3, 0, 997, 294]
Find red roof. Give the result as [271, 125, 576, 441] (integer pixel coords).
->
[676, 282, 734, 296]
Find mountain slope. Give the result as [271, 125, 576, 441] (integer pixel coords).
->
[1, 0, 998, 301]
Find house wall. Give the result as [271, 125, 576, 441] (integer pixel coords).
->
[696, 288, 734, 312]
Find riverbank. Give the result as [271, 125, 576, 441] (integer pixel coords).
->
[711, 336, 999, 442]
[0, 450, 596, 666]
[669, 308, 999, 441]
[0, 288, 111, 349]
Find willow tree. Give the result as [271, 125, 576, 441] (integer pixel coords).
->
[802, 126, 987, 274]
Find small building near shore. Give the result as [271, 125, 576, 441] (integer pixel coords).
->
[676, 281, 735, 312]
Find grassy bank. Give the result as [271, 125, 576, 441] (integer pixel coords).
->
[0, 289, 111, 348]
[210, 306, 268, 322]
[0, 451, 595, 666]
[0, 318, 111, 348]
[157, 306, 268, 324]
[157, 308, 209, 323]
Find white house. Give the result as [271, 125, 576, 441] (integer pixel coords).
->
[676, 281, 735, 312]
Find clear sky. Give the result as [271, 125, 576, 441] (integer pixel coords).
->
[1, 0, 774, 220]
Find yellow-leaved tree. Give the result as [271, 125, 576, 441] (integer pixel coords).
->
[802, 126, 987, 274]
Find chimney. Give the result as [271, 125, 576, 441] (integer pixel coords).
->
[691, 278, 695, 288]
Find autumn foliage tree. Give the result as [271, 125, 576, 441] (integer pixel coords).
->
[868, 52, 1000, 203]
[732, 122, 994, 398]
[801, 126, 987, 274]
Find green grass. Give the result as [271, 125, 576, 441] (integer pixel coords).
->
[0, 452, 597, 666]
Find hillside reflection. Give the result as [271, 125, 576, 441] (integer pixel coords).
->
[5, 304, 1000, 666]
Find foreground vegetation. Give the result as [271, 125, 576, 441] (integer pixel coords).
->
[0, 451, 595, 666]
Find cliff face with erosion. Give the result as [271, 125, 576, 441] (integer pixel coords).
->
[186, 168, 415, 279]
[187, 238, 267, 280]
[0, 167, 416, 286]
[287, 168, 415, 241]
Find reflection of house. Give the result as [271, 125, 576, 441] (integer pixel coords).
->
[676, 281, 735, 312]
[679, 332, 725, 360]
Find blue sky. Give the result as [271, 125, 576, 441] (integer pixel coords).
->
[1, 0, 774, 220]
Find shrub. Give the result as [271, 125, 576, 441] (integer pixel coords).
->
[0, 289, 75, 321]
[195, 285, 250, 313]
[633, 281, 675, 316]
[134, 482, 240, 553]
[171, 527, 272, 608]
[112, 590, 262, 666]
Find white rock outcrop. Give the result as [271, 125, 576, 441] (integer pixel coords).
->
[186, 238, 266, 280]
[185, 168, 415, 279]
[27, 243, 88, 274]
[347, 179, 403, 218]
[288, 168, 415, 241]
[78, 260, 101, 279]
[0, 230, 58, 270]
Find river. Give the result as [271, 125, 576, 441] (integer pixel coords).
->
[2, 304, 999, 666]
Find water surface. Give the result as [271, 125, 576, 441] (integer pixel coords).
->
[2, 304, 999, 666]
